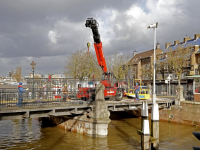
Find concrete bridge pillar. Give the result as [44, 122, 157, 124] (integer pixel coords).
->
[86, 83, 111, 137]
[54, 83, 111, 137]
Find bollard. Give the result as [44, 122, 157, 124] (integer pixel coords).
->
[142, 119, 150, 150]
[138, 101, 150, 150]
[141, 101, 148, 130]
[151, 103, 159, 150]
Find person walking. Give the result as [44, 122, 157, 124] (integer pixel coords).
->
[134, 82, 140, 101]
[62, 84, 68, 101]
[17, 82, 28, 107]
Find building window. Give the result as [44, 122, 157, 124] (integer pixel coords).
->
[195, 68, 198, 75]
[164, 64, 168, 70]
[198, 57, 200, 64]
[191, 65, 194, 71]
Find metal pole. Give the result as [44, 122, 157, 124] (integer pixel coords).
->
[167, 82, 168, 95]
[32, 69, 34, 99]
[153, 28, 156, 104]
[169, 78, 170, 96]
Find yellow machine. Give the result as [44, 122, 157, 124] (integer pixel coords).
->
[125, 79, 151, 100]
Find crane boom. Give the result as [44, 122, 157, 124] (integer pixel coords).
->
[85, 18, 108, 72]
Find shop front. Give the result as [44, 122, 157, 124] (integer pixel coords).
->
[186, 75, 200, 102]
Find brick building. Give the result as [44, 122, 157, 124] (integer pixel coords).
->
[127, 43, 163, 85]
[157, 33, 200, 97]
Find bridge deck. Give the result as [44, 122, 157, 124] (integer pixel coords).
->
[0, 98, 174, 121]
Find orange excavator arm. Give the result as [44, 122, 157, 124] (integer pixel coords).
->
[85, 18, 108, 72]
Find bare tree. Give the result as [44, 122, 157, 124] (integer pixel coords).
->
[141, 62, 153, 80]
[65, 50, 102, 79]
[107, 53, 131, 80]
[166, 44, 191, 85]
[15, 66, 21, 82]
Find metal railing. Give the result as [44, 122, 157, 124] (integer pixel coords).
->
[0, 88, 88, 109]
[184, 90, 194, 101]
[0, 77, 130, 110]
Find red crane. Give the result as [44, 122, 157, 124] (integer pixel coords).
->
[77, 18, 125, 101]
[85, 18, 107, 72]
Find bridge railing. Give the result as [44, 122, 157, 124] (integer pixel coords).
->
[0, 77, 130, 109]
[0, 88, 88, 110]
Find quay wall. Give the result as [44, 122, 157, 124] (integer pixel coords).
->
[159, 101, 200, 127]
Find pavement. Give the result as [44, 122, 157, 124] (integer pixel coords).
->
[124, 95, 176, 102]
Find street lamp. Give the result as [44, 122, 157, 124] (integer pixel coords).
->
[147, 22, 159, 149]
[30, 61, 36, 99]
[147, 22, 158, 104]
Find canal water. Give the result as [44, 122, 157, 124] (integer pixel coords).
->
[0, 112, 200, 150]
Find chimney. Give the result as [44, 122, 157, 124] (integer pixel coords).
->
[194, 33, 200, 40]
[132, 50, 137, 56]
[156, 42, 160, 49]
[165, 43, 172, 49]
[183, 35, 191, 43]
[174, 40, 180, 45]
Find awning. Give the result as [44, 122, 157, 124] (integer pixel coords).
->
[186, 75, 200, 79]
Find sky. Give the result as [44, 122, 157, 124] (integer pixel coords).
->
[0, 0, 199, 77]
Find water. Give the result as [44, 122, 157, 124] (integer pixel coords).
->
[0, 114, 200, 150]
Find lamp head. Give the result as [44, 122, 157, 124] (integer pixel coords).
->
[30, 61, 36, 69]
[147, 22, 158, 29]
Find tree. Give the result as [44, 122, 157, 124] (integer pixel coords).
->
[107, 53, 131, 80]
[65, 50, 102, 79]
[15, 66, 21, 82]
[141, 62, 153, 80]
[166, 44, 191, 85]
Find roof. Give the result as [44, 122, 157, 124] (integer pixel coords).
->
[158, 57, 167, 62]
[128, 49, 154, 65]
[165, 37, 200, 52]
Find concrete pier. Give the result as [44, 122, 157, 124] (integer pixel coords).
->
[55, 83, 111, 137]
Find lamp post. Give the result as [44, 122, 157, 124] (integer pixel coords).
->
[147, 22, 159, 149]
[30, 61, 36, 99]
[147, 22, 158, 104]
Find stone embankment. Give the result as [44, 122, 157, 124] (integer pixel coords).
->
[159, 101, 200, 126]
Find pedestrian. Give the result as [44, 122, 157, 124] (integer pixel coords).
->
[62, 84, 68, 101]
[17, 82, 28, 107]
[134, 82, 140, 101]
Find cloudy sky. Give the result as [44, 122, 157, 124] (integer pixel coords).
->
[0, 0, 199, 77]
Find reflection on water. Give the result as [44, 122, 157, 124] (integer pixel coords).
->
[1, 113, 200, 150]
[0, 119, 42, 150]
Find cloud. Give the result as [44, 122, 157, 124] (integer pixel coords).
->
[48, 31, 58, 44]
[0, 0, 199, 76]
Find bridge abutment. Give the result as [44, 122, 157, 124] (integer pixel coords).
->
[48, 83, 111, 137]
